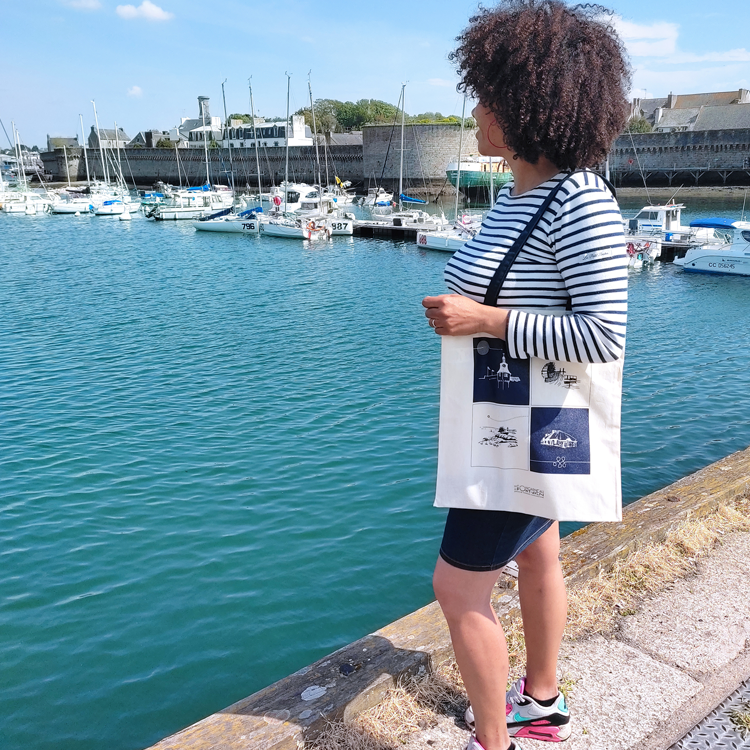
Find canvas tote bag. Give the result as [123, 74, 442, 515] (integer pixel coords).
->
[434, 175, 624, 523]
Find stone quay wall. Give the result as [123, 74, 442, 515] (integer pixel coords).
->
[40, 145, 363, 189]
[610, 128, 750, 186]
[362, 123, 478, 195]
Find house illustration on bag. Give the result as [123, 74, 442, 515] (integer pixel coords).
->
[540, 430, 578, 449]
[481, 353, 521, 387]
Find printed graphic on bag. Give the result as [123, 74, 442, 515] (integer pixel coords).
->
[473, 338, 530, 406]
[531, 359, 591, 408]
[472, 404, 530, 470]
[529, 407, 591, 475]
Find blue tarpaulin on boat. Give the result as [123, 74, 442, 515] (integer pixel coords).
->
[238, 208, 260, 218]
[199, 208, 232, 221]
[400, 193, 427, 204]
[690, 218, 738, 229]
[188, 185, 211, 192]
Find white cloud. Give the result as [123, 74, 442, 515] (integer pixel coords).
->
[116, 1, 174, 21]
[62, 0, 101, 9]
[614, 18, 679, 57]
[127, 85, 143, 97]
[632, 63, 750, 99]
[667, 49, 750, 64]
[428, 78, 455, 88]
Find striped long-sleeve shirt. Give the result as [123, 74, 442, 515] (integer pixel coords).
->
[444, 171, 628, 364]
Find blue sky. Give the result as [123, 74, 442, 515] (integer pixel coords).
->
[4, 0, 750, 148]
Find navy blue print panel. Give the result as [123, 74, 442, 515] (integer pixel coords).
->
[530, 407, 590, 474]
[473, 338, 531, 406]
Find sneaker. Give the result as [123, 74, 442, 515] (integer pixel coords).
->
[465, 734, 525, 750]
[464, 677, 571, 742]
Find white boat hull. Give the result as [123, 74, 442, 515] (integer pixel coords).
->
[154, 206, 209, 221]
[674, 251, 750, 276]
[193, 217, 261, 233]
[416, 230, 468, 252]
[50, 201, 94, 214]
[261, 220, 329, 240]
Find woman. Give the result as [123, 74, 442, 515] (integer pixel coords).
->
[422, 3, 630, 750]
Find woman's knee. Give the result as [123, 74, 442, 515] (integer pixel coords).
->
[433, 557, 497, 621]
[515, 523, 561, 574]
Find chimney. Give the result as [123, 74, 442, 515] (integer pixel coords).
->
[738, 88, 750, 104]
[667, 92, 677, 109]
[198, 96, 210, 120]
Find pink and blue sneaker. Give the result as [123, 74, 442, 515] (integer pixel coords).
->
[465, 734, 525, 750]
[465, 677, 571, 742]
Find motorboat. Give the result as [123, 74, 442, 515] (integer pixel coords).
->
[1, 190, 52, 214]
[294, 188, 355, 235]
[145, 185, 232, 221]
[361, 186, 393, 207]
[446, 155, 513, 197]
[673, 219, 750, 276]
[626, 236, 662, 268]
[261, 215, 331, 240]
[94, 196, 141, 216]
[623, 202, 713, 244]
[360, 209, 449, 231]
[416, 213, 483, 252]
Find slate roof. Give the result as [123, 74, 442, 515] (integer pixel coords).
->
[47, 136, 79, 150]
[694, 104, 750, 130]
[654, 108, 701, 131]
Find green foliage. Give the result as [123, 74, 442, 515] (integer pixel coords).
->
[295, 98, 404, 132]
[625, 116, 653, 133]
[155, 138, 173, 149]
[228, 113, 253, 124]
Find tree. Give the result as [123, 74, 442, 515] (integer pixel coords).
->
[625, 116, 652, 133]
[155, 138, 173, 148]
[228, 113, 253, 124]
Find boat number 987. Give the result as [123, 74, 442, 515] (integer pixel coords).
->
[330, 222, 349, 231]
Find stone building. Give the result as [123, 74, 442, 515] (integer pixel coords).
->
[88, 126, 130, 150]
[46, 135, 79, 152]
[363, 122, 476, 193]
[630, 89, 750, 133]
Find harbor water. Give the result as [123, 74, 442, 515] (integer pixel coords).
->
[2, 195, 749, 750]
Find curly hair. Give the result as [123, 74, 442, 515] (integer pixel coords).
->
[450, 0, 631, 170]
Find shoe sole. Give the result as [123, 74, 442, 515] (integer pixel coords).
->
[512, 721, 571, 742]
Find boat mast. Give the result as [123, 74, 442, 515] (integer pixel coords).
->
[91, 100, 109, 185]
[12, 122, 27, 191]
[454, 95, 467, 221]
[79, 114, 91, 185]
[248, 76, 263, 202]
[201, 97, 211, 187]
[284, 71, 291, 212]
[114, 120, 125, 188]
[398, 83, 406, 211]
[221, 78, 235, 193]
[308, 71, 322, 189]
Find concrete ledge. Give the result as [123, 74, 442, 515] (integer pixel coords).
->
[146, 446, 750, 750]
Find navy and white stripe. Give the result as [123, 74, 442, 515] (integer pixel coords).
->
[445, 171, 628, 364]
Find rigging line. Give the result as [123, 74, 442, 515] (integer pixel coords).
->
[0, 118, 15, 149]
[412, 124, 428, 190]
[628, 127, 651, 205]
[378, 87, 403, 187]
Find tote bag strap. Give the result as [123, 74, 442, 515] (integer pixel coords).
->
[483, 173, 573, 308]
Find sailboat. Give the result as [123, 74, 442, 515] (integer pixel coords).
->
[263, 74, 331, 240]
[416, 95, 483, 252]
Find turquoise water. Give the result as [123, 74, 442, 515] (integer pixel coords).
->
[1, 199, 749, 750]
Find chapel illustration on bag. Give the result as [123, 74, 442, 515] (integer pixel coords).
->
[471, 337, 592, 475]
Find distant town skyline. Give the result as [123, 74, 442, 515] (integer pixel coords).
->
[4, 0, 749, 148]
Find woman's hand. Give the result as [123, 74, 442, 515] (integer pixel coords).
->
[422, 294, 509, 338]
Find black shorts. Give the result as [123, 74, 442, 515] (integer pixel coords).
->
[439, 508, 554, 572]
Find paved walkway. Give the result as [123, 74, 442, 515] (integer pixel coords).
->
[400, 531, 750, 750]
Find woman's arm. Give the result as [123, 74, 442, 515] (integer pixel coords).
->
[423, 175, 628, 365]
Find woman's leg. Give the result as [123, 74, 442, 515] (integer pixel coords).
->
[514, 522, 567, 701]
[433, 557, 511, 750]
